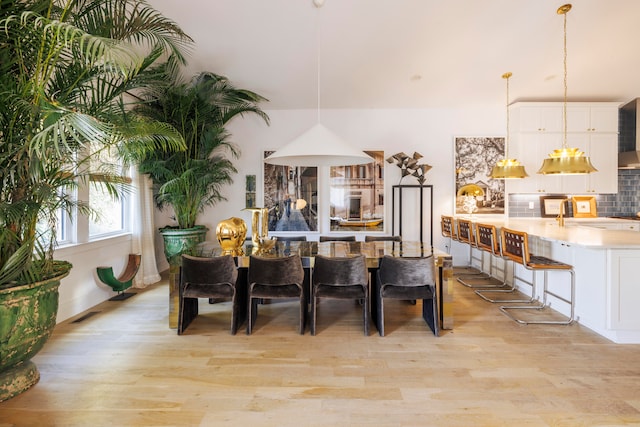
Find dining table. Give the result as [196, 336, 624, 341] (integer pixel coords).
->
[194, 240, 454, 331]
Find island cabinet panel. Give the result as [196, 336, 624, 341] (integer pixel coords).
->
[608, 250, 640, 330]
[563, 244, 609, 334]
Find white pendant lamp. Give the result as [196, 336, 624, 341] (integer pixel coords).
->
[538, 4, 597, 175]
[264, 0, 372, 167]
[264, 123, 373, 167]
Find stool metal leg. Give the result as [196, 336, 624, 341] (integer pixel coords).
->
[500, 269, 575, 325]
[475, 260, 538, 304]
[459, 249, 509, 288]
[455, 244, 486, 282]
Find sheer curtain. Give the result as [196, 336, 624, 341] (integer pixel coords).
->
[132, 167, 161, 287]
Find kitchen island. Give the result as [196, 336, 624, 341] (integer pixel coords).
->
[454, 216, 640, 344]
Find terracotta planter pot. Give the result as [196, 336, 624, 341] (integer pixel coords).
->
[0, 262, 71, 402]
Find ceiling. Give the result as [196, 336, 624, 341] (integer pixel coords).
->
[149, 0, 640, 110]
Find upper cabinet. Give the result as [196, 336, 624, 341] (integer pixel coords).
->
[516, 105, 563, 132]
[508, 102, 620, 195]
[566, 105, 619, 133]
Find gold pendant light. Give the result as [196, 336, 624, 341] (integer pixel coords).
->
[489, 72, 528, 179]
[538, 4, 597, 175]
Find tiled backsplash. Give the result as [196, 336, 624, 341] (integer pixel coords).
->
[508, 169, 640, 217]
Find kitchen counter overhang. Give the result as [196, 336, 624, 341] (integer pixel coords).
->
[467, 217, 640, 249]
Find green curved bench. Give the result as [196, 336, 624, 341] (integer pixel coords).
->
[97, 254, 141, 300]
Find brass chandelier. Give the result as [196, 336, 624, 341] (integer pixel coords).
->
[538, 3, 597, 175]
[489, 72, 528, 179]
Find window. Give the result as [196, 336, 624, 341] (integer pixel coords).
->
[88, 181, 126, 237]
[38, 146, 132, 248]
[88, 148, 130, 238]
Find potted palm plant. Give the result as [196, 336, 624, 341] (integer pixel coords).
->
[0, 0, 190, 401]
[135, 71, 270, 327]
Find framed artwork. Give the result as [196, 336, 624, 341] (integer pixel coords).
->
[245, 175, 256, 208]
[540, 196, 570, 218]
[454, 137, 505, 215]
[329, 151, 384, 232]
[263, 151, 318, 232]
[572, 196, 597, 218]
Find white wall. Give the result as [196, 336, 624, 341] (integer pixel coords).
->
[54, 234, 133, 322]
[154, 107, 504, 271]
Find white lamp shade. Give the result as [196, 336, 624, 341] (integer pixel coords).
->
[264, 123, 374, 167]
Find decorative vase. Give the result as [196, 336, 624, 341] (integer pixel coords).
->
[0, 262, 71, 402]
[242, 208, 268, 247]
[215, 217, 247, 256]
[159, 226, 209, 328]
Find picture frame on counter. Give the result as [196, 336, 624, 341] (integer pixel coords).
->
[572, 196, 597, 218]
[540, 196, 571, 218]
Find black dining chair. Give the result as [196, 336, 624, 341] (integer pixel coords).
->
[275, 235, 307, 242]
[373, 255, 439, 337]
[311, 254, 369, 336]
[275, 235, 310, 293]
[364, 235, 402, 242]
[247, 255, 306, 334]
[178, 254, 242, 335]
[319, 235, 356, 242]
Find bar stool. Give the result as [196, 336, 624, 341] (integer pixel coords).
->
[455, 218, 486, 280]
[474, 225, 535, 304]
[468, 223, 510, 292]
[440, 215, 455, 254]
[498, 228, 575, 325]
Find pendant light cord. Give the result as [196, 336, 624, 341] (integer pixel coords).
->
[504, 72, 511, 159]
[562, 7, 568, 149]
[315, 2, 322, 124]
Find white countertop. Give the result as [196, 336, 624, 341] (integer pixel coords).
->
[457, 216, 640, 249]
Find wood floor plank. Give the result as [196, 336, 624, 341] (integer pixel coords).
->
[2, 273, 640, 426]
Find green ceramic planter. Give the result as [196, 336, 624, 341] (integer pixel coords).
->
[160, 226, 208, 328]
[0, 262, 71, 402]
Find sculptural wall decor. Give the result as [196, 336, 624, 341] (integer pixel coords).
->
[386, 152, 432, 185]
[386, 151, 433, 244]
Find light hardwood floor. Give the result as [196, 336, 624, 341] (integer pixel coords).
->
[2, 273, 640, 427]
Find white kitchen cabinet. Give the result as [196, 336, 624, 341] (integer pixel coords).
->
[566, 104, 619, 133]
[609, 250, 640, 330]
[507, 102, 619, 195]
[561, 133, 618, 194]
[507, 132, 564, 194]
[514, 104, 563, 133]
